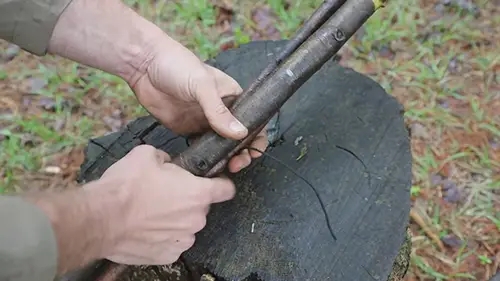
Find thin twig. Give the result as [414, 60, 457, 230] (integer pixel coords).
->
[410, 208, 445, 251]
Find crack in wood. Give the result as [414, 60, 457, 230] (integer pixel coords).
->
[89, 139, 119, 160]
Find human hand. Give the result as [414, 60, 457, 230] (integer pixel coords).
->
[88, 145, 236, 265]
[47, 0, 266, 173]
[129, 38, 268, 173]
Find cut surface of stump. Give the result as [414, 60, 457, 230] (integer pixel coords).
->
[66, 40, 412, 281]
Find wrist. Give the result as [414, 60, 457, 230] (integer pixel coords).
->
[81, 177, 130, 258]
[47, 0, 168, 85]
[23, 178, 126, 274]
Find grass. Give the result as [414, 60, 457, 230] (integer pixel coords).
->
[0, 0, 499, 279]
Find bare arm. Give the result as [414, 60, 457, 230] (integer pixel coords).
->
[23, 180, 116, 274]
[47, 0, 168, 85]
[0, 0, 265, 279]
[21, 145, 236, 276]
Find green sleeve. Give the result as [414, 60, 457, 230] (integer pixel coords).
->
[0, 196, 58, 281]
[0, 0, 73, 55]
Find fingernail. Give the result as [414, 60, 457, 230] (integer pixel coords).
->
[230, 120, 246, 133]
[239, 163, 247, 171]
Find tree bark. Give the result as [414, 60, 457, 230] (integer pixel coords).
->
[229, 0, 348, 110]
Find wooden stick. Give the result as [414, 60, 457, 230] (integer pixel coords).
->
[229, 0, 348, 110]
[172, 0, 385, 177]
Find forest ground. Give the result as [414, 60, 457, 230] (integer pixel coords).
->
[0, 0, 498, 280]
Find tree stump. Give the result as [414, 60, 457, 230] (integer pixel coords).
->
[64, 40, 412, 281]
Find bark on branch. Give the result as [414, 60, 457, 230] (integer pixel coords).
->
[173, 0, 386, 177]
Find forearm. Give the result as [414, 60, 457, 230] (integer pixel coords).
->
[47, 0, 172, 84]
[24, 179, 124, 275]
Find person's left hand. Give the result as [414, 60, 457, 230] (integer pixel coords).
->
[129, 38, 268, 173]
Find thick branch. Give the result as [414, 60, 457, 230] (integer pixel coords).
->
[173, 0, 382, 177]
[229, 0, 348, 110]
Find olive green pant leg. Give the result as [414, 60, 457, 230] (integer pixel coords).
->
[0, 196, 58, 281]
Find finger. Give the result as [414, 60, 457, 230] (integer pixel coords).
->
[180, 95, 241, 137]
[106, 245, 176, 265]
[249, 132, 269, 158]
[206, 65, 243, 99]
[107, 254, 149, 265]
[197, 89, 248, 140]
[155, 149, 171, 163]
[128, 144, 165, 163]
[205, 176, 236, 203]
[171, 234, 196, 252]
[194, 69, 248, 140]
[144, 246, 180, 265]
[148, 208, 207, 232]
[202, 204, 210, 215]
[228, 149, 252, 173]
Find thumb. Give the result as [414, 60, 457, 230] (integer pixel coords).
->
[155, 149, 171, 164]
[194, 68, 248, 140]
[205, 176, 236, 203]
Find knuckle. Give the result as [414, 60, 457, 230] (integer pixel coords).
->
[218, 178, 236, 196]
[187, 67, 208, 97]
[191, 179, 214, 203]
[130, 144, 156, 155]
[192, 191, 210, 205]
[214, 101, 229, 115]
[186, 75, 198, 98]
[191, 215, 207, 232]
[181, 235, 196, 250]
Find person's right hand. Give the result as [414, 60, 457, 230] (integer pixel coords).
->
[87, 144, 236, 265]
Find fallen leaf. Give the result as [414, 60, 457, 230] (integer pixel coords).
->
[251, 6, 281, 40]
[38, 97, 57, 111]
[442, 179, 461, 203]
[431, 174, 444, 185]
[213, 0, 233, 25]
[83, 108, 95, 117]
[441, 0, 480, 15]
[28, 78, 47, 94]
[448, 56, 460, 73]
[103, 115, 122, 132]
[1, 44, 20, 63]
[411, 123, 429, 139]
[0, 96, 19, 113]
[379, 45, 395, 60]
[490, 140, 499, 150]
[441, 234, 464, 248]
[52, 118, 66, 131]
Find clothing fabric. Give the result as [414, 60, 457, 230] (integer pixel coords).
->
[0, 1, 73, 279]
[0, 0, 73, 55]
[0, 196, 58, 281]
